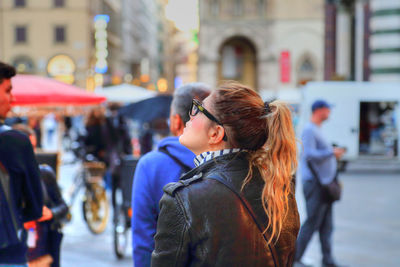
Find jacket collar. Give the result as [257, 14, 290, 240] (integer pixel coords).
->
[181, 151, 248, 181]
[194, 148, 243, 167]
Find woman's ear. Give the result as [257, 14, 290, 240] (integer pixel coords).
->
[208, 124, 226, 145]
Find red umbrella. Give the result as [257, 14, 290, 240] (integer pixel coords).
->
[11, 74, 106, 106]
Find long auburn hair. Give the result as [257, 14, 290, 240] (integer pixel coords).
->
[212, 81, 297, 244]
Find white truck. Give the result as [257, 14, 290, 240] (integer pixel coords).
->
[298, 81, 400, 161]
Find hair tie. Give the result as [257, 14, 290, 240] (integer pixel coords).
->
[264, 101, 271, 114]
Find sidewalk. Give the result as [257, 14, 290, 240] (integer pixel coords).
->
[295, 171, 400, 267]
[345, 158, 400, 173]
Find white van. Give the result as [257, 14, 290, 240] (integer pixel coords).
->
[298, 81, 400, 161]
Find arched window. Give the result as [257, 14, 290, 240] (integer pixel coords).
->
[218, 37, 257, 89]
[297, 56, 316, 86]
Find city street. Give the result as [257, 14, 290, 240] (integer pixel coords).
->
[58, 155, 132, 267]
[296, 169, 400, 267]
[57, 155, 400, 267]
[1, 0, 400, 266]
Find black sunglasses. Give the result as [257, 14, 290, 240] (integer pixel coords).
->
[189, 99, 227, 141]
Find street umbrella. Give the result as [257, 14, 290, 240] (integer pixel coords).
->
[119, 95, 173, 123]
[11, 74, 106, 106]
[95, 83, 157, 103]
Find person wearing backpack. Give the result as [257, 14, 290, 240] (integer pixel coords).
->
[0, 62, 43, 266]
[131, 83, 210, 267]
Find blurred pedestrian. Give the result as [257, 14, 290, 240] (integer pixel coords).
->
[43, 114, 57, 149]
[152, 82, 299, 266]
[63, 116, 72, 138]
[0, 61, 43, 266]
[294, 100, 346, 267]
[28, 116, 42, 149]
[13, 124, 69, 267]
[84, 107, 106, 162]
[103, 103, 132, 205]
[138, 122, 153, 155]
[131, 83, 211, 267]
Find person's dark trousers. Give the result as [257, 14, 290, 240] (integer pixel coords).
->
[295, 179, 334, 265]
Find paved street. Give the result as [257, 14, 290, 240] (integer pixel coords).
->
[58, 155, 400, 267]
[296, 170, 400, 267]
[58, 157, 133, 267]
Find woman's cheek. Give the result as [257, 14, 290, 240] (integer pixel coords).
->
[190, 117, 204, 131]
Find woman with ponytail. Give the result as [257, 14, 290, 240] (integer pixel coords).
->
[151, 82, 300, 267]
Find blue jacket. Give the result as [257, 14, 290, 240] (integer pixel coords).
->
[131, 136, 195, 267]
[0, 129, 43, 264]
[299, 122, 337, 184]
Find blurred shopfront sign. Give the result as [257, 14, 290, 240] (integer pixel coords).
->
[13, 56, 35, 73]
[280, 50, 291, 83]
[47, 54, 76, 84]
[157, 78, 168, 92]
[94, 14, 109, 74]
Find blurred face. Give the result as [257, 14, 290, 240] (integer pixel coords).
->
[179, 94, 215, 155]
[318, 107, 331, 122]
[0, 79, 14, 119]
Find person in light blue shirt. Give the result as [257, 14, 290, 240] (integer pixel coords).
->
[131, 83, 210, 267]
[294, 100, 345, 267]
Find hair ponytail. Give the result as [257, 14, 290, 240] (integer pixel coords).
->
[242, 100, 297, 244]
[213, 82, 297, 245]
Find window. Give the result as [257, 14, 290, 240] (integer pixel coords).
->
[14, 0, 25, 7]
[258, 0, 265, 16]
[54, 26, 66, 43]
[15, 26, 27, 43]
[297, 56, 316, 86]
[54, 0, 65, 7]
[211, 0, 219, 17]
[234, 0, 243, 16]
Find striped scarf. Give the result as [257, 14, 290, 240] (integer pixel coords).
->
[194, 148, 243, 167]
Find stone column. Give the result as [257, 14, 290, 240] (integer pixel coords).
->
[335, 4, 352, 79]
[355, 0, 365, 81]
[324, 2, 337, 80]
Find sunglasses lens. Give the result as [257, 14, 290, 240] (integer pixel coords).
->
[190, 101, 198, 116]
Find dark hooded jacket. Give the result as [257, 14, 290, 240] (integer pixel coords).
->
[151, 152, 299, 267]
[0, 128, 43, 264]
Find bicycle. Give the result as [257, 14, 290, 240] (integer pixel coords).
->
[66, 154, 110, 235]
[113, 155, 138, 258]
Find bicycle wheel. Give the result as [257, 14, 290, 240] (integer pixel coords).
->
[82, 183, 109, 234]
[113, 203, 129, 259]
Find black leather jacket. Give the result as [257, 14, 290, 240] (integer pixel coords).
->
[151, 152, 300, 267]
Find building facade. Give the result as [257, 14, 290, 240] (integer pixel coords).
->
[198, 0, 325, 93]
[369, 0, 400, 82]
[0, 0, 94, 87]
[0, 0, 168, 90]
[323, 0, 400, 82]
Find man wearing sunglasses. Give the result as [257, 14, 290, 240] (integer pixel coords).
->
[131, 83, 210, 267]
